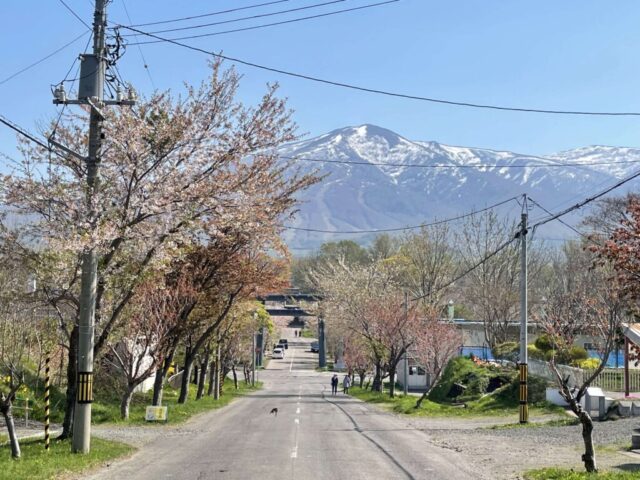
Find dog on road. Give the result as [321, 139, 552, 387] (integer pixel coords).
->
[269, 407, 278, 417]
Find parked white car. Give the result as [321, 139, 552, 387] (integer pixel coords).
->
[272, 347, 285, 359]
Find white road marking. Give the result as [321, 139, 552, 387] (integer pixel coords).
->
[296, 407, 300, 414]
[289, 347, 296, 372]
[291, 414, 300, 459]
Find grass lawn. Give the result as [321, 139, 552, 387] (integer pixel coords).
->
[0, 437, 133, 480]
[348, 386, 564, 418]
[524, 468, 640, 479]
[300, 329, 315, 339]
[92, 381, 263, 425]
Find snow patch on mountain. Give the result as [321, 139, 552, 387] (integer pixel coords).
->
[279, 125, 640, 251]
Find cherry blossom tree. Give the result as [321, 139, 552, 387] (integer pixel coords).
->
[105, 277, 196, 419]
[0, 59, 318, 436]
[534, 241, 628, 473]
[413, 310, 462, 408]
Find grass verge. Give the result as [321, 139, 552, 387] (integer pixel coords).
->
[0, 437, 133, 480]
[348, 386, 564, 418]
[524, 468, 640, 479]
[300, 329, 315, 339]
[92, 381, 263, 425]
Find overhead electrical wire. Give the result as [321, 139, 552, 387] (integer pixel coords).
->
[0, 114, 56, 153]
[123, 0, 293, 28]
[0, 31, 89, 86]
[116, 25, 640, 117]
[126, 1, 399, 45]
[528, 197, 593, 241]
[278, 154, 640, 169]
[411, 234, 520, 302]
[125, 0, 348, 36]
[57, 0, 92, 30]
[121, 0, 156, 89]
[529, 167, 640, 230]
[281, 195, 520, 234]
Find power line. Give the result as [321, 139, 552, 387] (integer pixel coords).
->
[127, 0, 348, 36]
[0, 31, 89, 86]
[122, 0, 292, 28]
[529, 197, 593, 239]
[278, 154, 640, 169]
[126, 1, 398, 45]
[0, 114, 54, 152]
[117, 25, 640, 117]
[529, 167, 640, 230]
[121, 0, 156, 89]
[411, 234, 520, 303]
[57, 0, 92, 30]
[281, 195, 520, 234]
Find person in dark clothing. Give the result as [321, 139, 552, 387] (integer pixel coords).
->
[331, 374, 339, 395]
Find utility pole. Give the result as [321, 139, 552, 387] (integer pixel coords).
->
[51, 0, 135, 453]
[251, 333, 256, 386]
[403, 292, 408, 396]
[518, 194, 529, 424]
[318, 317, 326, 369]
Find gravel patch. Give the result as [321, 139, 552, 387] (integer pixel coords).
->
[406, 414, 640, 479]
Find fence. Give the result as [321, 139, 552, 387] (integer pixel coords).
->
[12, 397, 32, 427]
[529, 359, 640, 392]
[589, 368, 640, 393]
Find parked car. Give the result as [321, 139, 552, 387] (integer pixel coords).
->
[310, 341, 319, 353]
[272, 347, 285, 359]
[278, 338, 289, 349]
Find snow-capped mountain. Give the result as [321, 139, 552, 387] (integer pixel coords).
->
[281, 125, 640, 252]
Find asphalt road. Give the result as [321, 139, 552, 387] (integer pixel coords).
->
[87, 334, 485, 480]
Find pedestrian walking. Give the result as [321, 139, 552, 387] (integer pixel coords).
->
[294, 330, 297, 337]
[343, 374, 351, 394]
[331, 374, 339, 396]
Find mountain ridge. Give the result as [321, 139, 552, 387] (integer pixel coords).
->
[280, 125, 640, 252]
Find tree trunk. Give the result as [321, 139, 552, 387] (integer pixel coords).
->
[388, 368, 396, 397]
[60, 324, 78, 439]
[153, 350, 175, 406]
[1, 400, 20, 458]
[120, 385, 136, 420]
[178, 355, 194, 404]
[207, 360, 216, 396]
[232, 365, 238, 390]
[152, 369, 165, 407]
[196, 349, 210, 400]
[358, 371, 365, 388]
[372, 363, 383, 392]
[193, 365, 199, 384]
[579, 410, 597, 472]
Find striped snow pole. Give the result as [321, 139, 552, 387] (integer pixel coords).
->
[44, 355, 50, 451]
[519, 363, 529, 424]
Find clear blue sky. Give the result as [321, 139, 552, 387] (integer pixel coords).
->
[2, 0, 640, 158]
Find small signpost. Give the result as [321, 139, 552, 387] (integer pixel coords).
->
[145, 406, 168, 422]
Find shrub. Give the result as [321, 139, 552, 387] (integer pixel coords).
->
[577, 358, 601, 370]
[569, 346, 588, 362]
[495, 373, 548, 404]
[527, 344, 545, 360]
[534, 334, 555, 352]
[494, 342, 519, 361]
